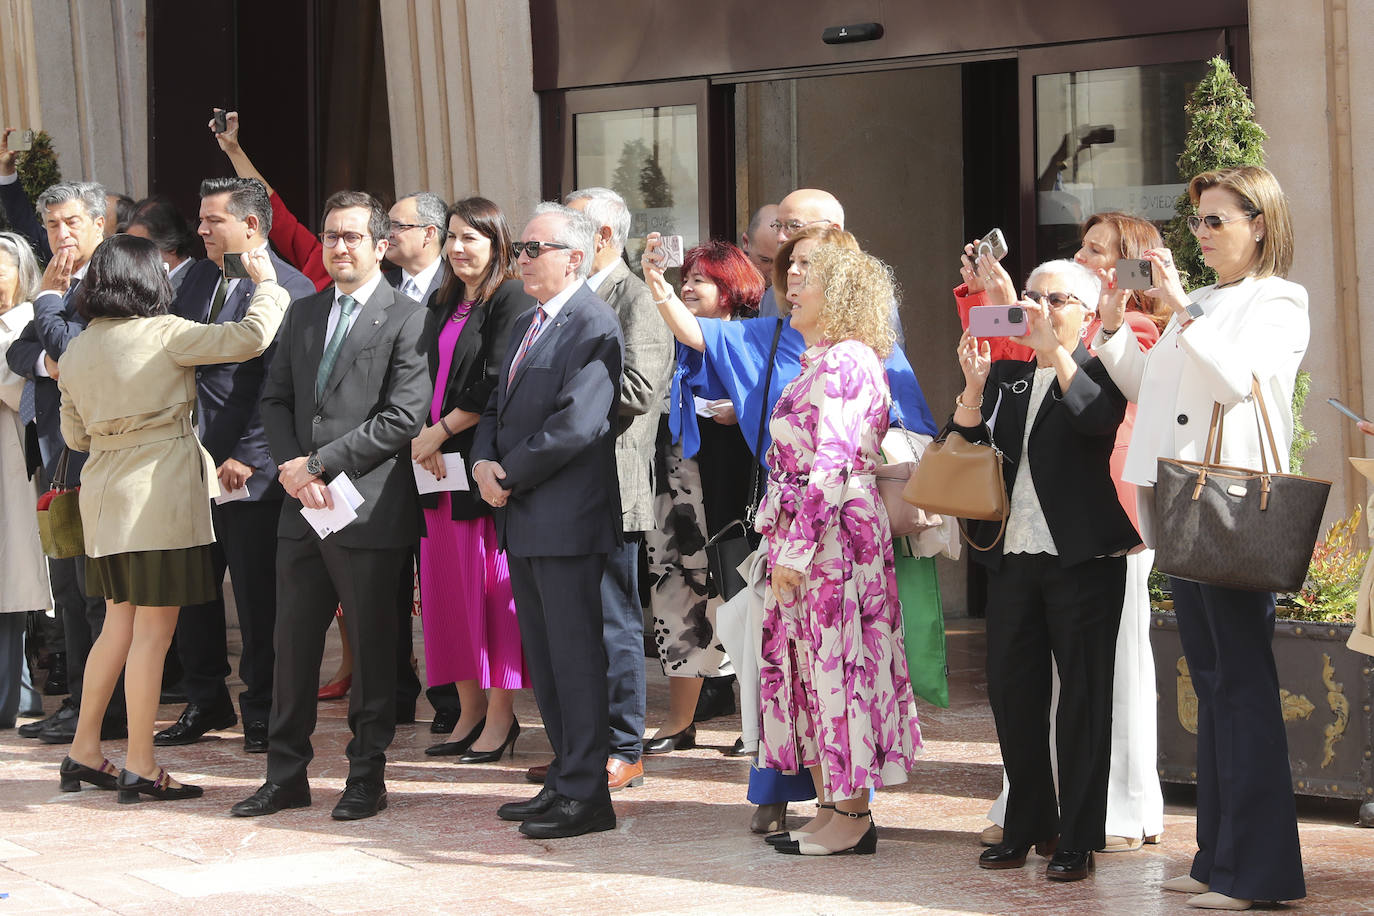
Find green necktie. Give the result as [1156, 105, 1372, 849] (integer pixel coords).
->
[207, 274, 229, 323]
[316, 294, 357, 401]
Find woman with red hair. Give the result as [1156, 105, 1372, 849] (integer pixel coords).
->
[642, 240, 763, 754]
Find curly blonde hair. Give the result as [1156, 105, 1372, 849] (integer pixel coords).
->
[805, 245, 898, 358]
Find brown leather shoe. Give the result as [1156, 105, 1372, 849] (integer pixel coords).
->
[525, 761, 551, 784]
[606, 757, 643, 791]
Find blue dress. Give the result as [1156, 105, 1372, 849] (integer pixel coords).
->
[679, 315, 938, 804]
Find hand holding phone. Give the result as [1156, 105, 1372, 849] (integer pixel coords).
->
[212, 109, 228, 134]
[656, 234, 684, 269]
[9, 129, 33, 152]
[222, 252, 250, 279]
[968, 304, 1027, 338]
[1115, 258, 1154, 291]
[976, 228, 1008, 262]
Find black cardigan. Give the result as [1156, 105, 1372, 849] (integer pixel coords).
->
[951, 343, 1140, 570]
[417, 276, 531, 521]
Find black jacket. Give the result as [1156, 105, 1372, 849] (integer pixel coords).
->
[951, 343, 1140, 570]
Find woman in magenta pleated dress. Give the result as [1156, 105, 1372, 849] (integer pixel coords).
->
[412, 197, 532, 762]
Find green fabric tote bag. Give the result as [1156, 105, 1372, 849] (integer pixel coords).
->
[894, 537, 949, 708]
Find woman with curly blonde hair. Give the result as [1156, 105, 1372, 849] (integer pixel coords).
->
[760, 245, 922, 857]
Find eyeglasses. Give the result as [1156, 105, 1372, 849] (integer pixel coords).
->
[319, 231, 372, 249]
[1021, 290, 1082, 309]
[388, 222, 423, 238]
[1186, 213, 1257, 234]
[769, 218, 830, 235]
[511, 241, 572, 259]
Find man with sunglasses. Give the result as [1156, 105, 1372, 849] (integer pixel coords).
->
[233, 190, 430, 822]
[473, 203, 625, 839]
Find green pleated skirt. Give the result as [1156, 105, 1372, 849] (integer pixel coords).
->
[85, 545, 216, 607]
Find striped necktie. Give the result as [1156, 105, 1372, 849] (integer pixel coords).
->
[19, 380, 35, 424]
[507, 307, 547, 387]
[316, 294, 358, 401]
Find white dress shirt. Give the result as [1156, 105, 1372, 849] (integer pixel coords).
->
[400, 256, 443, 302]
[587, 261, 618, 297]
[326, 271, 385, 343]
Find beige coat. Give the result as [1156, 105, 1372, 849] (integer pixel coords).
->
[57, 282, 289, 558]
[0, 301, 52, 613]
[1347, 457, 1374, 656]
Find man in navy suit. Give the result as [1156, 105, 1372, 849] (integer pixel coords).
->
[5, 181, 124, 744]
[473, 203, 624, 839]
[154, 178, 315, 752]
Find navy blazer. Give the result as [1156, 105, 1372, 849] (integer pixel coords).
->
[260, 277, 430, 549]
[0, 178, 50, 262]
[171, 251, 316, 501]
[952, 344, 1140, 570]
[417, 276, 530, 521]
[471, 280, 624, 557]
[5, 282, 86, 478]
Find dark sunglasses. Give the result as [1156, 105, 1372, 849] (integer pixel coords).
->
[1186, 213, 1258, 234]
[1021, 290, 1082, 308]
[510, 241, 572, 259]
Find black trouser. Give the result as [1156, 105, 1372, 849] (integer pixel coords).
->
[984, 552, 1124, 852]
[60, 554, 123, 716]
[1172, 578, 1305, 901]
[601, 534, 644, 764]
[394, 552, 421, 713]
[266, 536, 409, 787]
[173, 499, 281, 721]
[509, 553, 611, 805]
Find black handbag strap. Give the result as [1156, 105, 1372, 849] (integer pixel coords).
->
[743, 318, 785, 525]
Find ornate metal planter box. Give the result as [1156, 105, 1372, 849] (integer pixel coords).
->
[1151, 612, 1374, 803]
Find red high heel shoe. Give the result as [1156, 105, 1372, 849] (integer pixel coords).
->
[317, 675, 351, 701]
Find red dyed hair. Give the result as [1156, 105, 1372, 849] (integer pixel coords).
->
[681, 240, 765, 319]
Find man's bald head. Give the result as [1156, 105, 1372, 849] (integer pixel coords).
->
[775, 189, 845, 243]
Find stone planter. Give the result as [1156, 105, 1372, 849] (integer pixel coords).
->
[1151, 612, 1374, 810]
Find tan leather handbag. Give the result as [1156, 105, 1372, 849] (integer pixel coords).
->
[902, 429, 1007, 551]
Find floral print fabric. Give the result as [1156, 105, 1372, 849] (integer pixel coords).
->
[755, 339, 923, 798]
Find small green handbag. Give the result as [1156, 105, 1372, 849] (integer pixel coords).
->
[893, 537, 950, 708]
[36, 448, 84, 559]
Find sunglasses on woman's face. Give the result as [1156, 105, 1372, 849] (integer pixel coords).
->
[1186, 213, 1256, 234]
[1021, 290, 1081, 309]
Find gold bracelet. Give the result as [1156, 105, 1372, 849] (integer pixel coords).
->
[955, 392, 984, 411]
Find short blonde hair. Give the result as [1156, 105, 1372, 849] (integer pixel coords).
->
[805, 245, 897, 358]
[1188, 165, 1294, 279]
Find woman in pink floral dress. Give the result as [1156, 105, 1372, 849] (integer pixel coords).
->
[760, 245, 922, 857]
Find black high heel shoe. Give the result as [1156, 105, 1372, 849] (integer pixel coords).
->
[424, 717, 486, 757]
[116, 767, 204, 804]
[765, 802, 834, 846]
[59, 756, 119, 791]
[457, 720, 520, 764]
[643, 723, 697, 755]
[774, 810, 877, 856]
[978, 837, 1058, 870]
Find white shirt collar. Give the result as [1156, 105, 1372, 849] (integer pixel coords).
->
[336, 271, 385, 312]
[587, 260, 619, 295]
[537, 278, 585, 321]
[401, 256, 443, 301]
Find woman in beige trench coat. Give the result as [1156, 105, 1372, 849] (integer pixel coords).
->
[54, 235, 288, 801]
[0, 231, 52, 728]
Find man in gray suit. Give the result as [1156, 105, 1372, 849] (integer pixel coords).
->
[232, 191, 429, 822]
[473, 203, 624, 839]
[563, 187, 673, 791]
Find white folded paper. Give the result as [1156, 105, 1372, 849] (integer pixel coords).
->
[412, 454, 470, 494]
[300, 474, 365, 539]
[214, 484, 249, 505]
[694, 396, 733, 418]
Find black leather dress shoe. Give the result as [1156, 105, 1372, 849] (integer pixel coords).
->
[979, 838, 1057, 870]
[231, 781, 312, 817]
[19, 700, 74, 738]
[154, 702, 238, 746]
[1045, 849, 1094, 881]
[38, 710, 126, 744]
[430, 706, 460, 734]
[693, 676, 737, 722]
[518, 797, 616, 839]
[497, 786, 559, 822]
[644, 723, 697, 755]
[724, 736, 748, 757]
[331, 780, 387, 820]
[243, 720, 268, 753]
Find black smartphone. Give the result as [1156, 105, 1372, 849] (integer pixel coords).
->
[222, 252, 250, 279]
[212, 109, 228, 134]
[1116, 258, 1154, 290]
[1328, 397, 1369, 424]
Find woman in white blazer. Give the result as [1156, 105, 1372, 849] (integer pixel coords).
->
[1093, 166, 1307, 911]
[0, 231, 52, 728]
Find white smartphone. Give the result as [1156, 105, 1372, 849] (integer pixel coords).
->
[1328, 397, 1369, 424]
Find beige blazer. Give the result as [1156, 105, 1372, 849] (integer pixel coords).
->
[0, 301, 52, 612]
[57, 282, 289, 557]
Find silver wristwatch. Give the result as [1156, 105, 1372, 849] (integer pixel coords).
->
[306, 451, 324, 477]
[1184, 302, 1205, 321]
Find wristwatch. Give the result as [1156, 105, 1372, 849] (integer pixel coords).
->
[1184, 302, 1205, 321]
[306, 451, 324, 478]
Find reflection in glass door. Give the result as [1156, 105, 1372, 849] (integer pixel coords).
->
[1033, 60, 1208, 259]
[574, 106, 700, 267]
